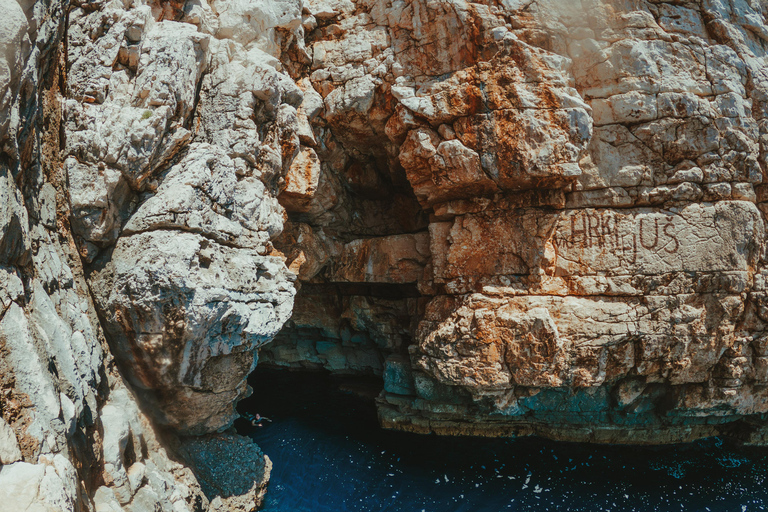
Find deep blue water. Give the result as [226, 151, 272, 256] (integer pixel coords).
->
[239, 370, 768, 512]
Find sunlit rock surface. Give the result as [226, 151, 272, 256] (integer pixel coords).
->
[65, 0, 300, 434]
[0, 0, 295, 508]
[0, 0, 216, 508]
[89, 144, 295, 434]
[263, 0, 768, 445]
[5, 0, 768, 510]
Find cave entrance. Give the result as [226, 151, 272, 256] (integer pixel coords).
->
[237, 368, 383, 435]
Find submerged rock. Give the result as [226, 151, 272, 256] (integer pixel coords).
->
[180, 433, 272, 512]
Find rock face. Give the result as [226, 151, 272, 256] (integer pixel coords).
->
[0, 0, 217, 507]
[260, 0, 768, 445]
[1, 0, 290, 508]
[6, 0, 768, 510]
[88, 144, 294, 434]
[65, 0, 300, 434]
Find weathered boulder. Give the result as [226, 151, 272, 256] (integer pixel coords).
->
[0, 460, 77, 512]
[0, 417, 21, 464]
[89, 146, 295, 433]
[65, 0, 300, 438]
[90, 228, 294, 433]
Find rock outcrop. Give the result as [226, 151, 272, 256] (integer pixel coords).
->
[65, 0, 300, 434]
[262, 0, 768, 445]
[0, 0, 217, 507]
[1, 0, 288, 508]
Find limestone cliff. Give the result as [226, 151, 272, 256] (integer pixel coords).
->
[3, 0, 768, 510]
[262, 0, 768, 445]
[0, 0, 282, 509]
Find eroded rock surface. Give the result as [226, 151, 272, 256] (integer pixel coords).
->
[88, 144, 295, 434]
[65, 0, 300, 433]
[261, 0, 768, 444]
[6, 1, 768, 510]
[1, 0, 292, 508]
[0, 0, 217, 508]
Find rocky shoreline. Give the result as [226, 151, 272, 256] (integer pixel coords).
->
[2, 0, 768, 510]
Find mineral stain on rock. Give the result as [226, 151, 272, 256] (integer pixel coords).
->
[263, 0, 768, 447]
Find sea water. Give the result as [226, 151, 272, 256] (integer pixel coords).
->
[240, 370, 768, 512]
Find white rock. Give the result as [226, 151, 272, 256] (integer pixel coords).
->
[90, 229, 295, 434]
[0, 0, 30, 154]
[213, 0, 302, 54]
[65, 157, 131, 244]
[0, 416, 21, 464]
[126, 462, 146, 495]
[133, 22, 209, 120]
[101, 403, 132, 503]
[123, 144, 282, 249]
[93, 486, 123, 512]
[0, 164, 31, 265]
[59, 394, 77, 437]
[0, 304, 61, 450]
[0, 462, 46, 510]
[324, 75, 376, 119]
[65, 102, 191, 190]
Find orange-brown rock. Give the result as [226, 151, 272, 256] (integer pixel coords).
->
[330, 233, 430, 284]
[280, 147, 322, 212]
[269, 0, 768, 445]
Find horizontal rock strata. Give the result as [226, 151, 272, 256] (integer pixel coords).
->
[264, 0, 768, 445]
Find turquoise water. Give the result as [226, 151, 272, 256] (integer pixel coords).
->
[240, 370, 768, 512]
